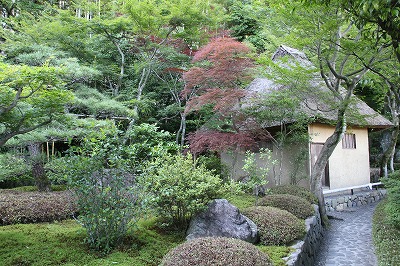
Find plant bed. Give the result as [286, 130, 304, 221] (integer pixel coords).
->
[0, 190, 78, 225]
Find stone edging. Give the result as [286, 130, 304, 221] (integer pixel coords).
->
[324, 189, 386, 212]
[284, 204, 323, 266]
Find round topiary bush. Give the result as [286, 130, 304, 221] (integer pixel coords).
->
[161, 237, 272, 266]
[268, 185, 318, 204]
[243, 206, 305, 246]
[259, 194, 315, 219]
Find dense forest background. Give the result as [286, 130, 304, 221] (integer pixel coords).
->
[1, 0, 399, 193]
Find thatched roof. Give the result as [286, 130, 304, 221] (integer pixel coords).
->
[246, 46, 393, 129]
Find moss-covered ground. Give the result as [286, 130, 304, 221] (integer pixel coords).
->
[372, 199, 400, 266]
[0, 190, 293, 266]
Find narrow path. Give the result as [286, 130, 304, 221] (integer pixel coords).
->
[314, 202, 378, 266]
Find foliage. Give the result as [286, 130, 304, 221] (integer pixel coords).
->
[258, 194, 315, 219]
[196, 153, 229, 179]
[140, 153, 231, 227]
[381, 171, 400, 228]
[243, 206, 305, 245]
[268, 185, 318, 204]
[71, 86, 134, 118]
[64, 130, 142, 253]
[183, 37, 254, 114]
[226, 1, 267, 52]
[373, 199, 400, 266]
[0, 152, 31, 187]
[0, 190, 77, 225]
[187, 130, 256, 155]
[124, 123, 179, 169]
[161, 237, 273, 266]
[241, 148, 274, 205]
[0, 62, 73, 147]
[243, 85, 311, 184]
[183, 37, 257, 154]
[71, 168, 139, 253]
[308, 0, 400, 54]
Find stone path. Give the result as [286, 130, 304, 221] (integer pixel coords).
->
[314, 202, 378, 266]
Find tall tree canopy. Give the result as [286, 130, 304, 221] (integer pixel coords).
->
[0, 62, 73, 147]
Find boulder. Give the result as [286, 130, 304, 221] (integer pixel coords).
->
[186, 199, 258, 243]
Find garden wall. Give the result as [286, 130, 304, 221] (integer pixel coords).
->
[284, 205, 323, 266]
[324, 189, 386, 212]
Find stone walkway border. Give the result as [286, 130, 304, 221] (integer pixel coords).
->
[325, 189, 386, 212]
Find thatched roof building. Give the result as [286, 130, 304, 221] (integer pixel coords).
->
[246, 45, 392, 129]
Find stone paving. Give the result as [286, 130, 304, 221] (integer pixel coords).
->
[314, 202, 378, 266]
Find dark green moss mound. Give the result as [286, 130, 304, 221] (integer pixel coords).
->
[243, 206, 305, 245]
[373, 199, 400, 265]
[269, 185, 318, 204]
[0, 190, 77, 225]
[259, 194, 315, 219]
[161, 237, 272, 266]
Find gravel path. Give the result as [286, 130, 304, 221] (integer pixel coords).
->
[314, 202, 378, 266]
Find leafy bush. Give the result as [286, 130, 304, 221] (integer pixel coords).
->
[140, 153, 231, 227]
[382, 171, 400, 228]
[268, 185, 318, 204]
[0, 152, 33, 188]
[65, 129, 143, 253]
[197, 153, 229, 179]
[241, 148, 274, 205]
[242, 206, 304, 245]
[0, 190, 77, 225]
[161, 237, 272, 266]
[258, 194, 315, 219]
[123, 123, 179, 168]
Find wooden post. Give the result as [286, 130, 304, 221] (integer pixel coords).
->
[46, 142, 50, 162]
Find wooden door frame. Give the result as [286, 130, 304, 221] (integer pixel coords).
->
[310, 142, 330, 188]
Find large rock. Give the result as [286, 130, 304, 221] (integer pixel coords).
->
[186, 199, 258, 243]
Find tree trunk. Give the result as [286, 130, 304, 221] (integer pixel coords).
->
[380, 125, 399, 177]
[28, 142, 51, 192]
[310, 109, 347, 225]
[176, 113, 187, 147]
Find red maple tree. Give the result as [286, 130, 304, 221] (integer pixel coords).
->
[182, 37, 257, 154]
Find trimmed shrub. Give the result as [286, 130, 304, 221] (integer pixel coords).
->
[0, 190, 77, 225]
[161, 237, 272, 266]
[259, 194, 315, 219]
[268, 185, 318, 204]
[243, 206, 305, 245]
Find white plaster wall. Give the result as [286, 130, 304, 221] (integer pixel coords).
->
[308, 123, 370, 190]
